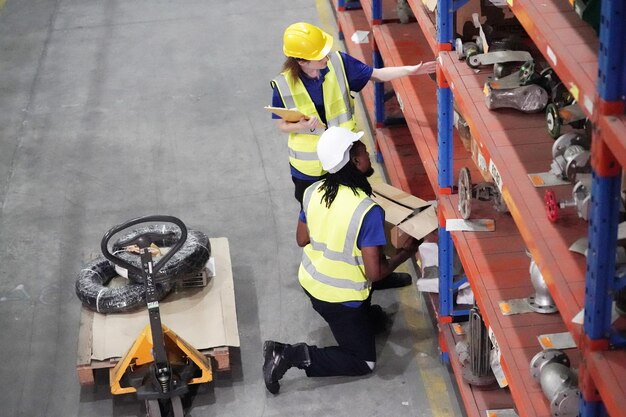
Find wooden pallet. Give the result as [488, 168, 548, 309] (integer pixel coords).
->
[76, 308, 233, 386]
[75, 237, 240, 387]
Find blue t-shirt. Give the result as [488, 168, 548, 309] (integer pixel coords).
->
[272, 52, 373, 180]
[299, 203, 386, 307]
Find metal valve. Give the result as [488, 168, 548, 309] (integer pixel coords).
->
[526, 254, 557, 313]
[530, 349, 580, 417]
[544, 175, 591, 222]
[458, 167, 508, 220]
[550, 132, 591, 182]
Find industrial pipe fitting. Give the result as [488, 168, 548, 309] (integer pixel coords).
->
[526, 255, 558, 313]
[550, 132, 591, 182]
[530, 349, 580, 417]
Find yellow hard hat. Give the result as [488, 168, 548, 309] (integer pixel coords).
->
[283, 22, 334, 60]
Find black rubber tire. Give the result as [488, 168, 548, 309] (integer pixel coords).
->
[75, 256, 173, 313]
[111, 225, 211, 284]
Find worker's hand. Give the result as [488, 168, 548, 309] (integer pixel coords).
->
[409, 60, 437, 75]
[300, 116, 321, 133]
[401, 237, 422, 256]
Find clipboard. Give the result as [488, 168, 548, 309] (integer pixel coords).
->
[264, 106, 326, 127]
[264, 106, 305, 122]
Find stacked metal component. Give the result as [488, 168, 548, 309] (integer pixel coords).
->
[530, 349, 580, 417]
[460, 307, 496, 387]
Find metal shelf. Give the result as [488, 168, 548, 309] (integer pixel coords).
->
[330, 0, 625, 415]
[507, 0, 599, 119]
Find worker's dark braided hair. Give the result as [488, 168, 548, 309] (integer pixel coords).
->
[319, 143, 372, 208]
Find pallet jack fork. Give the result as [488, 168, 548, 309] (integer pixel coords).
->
[101, 215, 212, 417]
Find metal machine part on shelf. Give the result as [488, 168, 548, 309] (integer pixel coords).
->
[467, 50, 533, 69]
[526, 254, 558, 313]
[545, 101, 587, 139]
[549, 132, 591, 182]
[530, 349, 580, 417]
[462, 307, 497, 387]
[458, 167, 508, 220]
[538, 68, 573, 109]
[455, 39, 481, 60]
[544, 175, 592, 222]
[485, 82, 549, 113]
[486, 60, 535, 90]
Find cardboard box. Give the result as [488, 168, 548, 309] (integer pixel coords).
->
[371, 183, 438, 249]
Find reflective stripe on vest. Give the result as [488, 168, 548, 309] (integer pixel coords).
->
[299, 183, 376, 302]
[272, 52, 356, 177]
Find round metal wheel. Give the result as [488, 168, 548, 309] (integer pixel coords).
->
[544, 190, 559, 222]
[545, 103, 561, 139]
[467, 54, 480, 69]
[455, 38, 465, 59]
[458, 167, 472, 220]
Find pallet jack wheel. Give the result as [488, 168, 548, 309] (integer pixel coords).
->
[545, 103, 561, 139]
[146, 396, 184, 417]
[544, 190, 559, 222]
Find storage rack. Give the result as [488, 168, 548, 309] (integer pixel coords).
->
[328, 0, 625, 416]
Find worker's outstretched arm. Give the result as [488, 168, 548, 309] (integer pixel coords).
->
[370, 60, 437, 82]
[361, 237, 421, 282]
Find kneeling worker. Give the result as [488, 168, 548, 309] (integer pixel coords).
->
[262, 126, 422, 394]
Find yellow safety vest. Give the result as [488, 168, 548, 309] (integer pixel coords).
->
[272, 52, 357, 177]
[298, 182, 377, 302]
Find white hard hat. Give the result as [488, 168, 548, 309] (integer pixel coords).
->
[317, 126, 364, 173]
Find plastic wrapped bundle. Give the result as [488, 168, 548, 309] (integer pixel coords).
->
[111, 225, 211, 284]
[75, 256, 173, 313]
[485, 83, 548, 113]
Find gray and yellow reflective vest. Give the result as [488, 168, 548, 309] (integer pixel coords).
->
[272, 52, 357, 177]
[299, 182, 377, 302]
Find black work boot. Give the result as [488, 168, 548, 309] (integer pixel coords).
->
[372, 272, 412, 290]
[262, 341, 310, 394]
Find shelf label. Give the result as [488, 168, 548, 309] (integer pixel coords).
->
[546, 45, 557, 66]
[538, 332, 577, 350]
[396, 92, 404, 112]
[488, 159, 503, 191]
[584, 95, 594, 115]
[487, 410, 519, 417]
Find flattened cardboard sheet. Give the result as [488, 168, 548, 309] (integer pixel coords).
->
[91, 238, 240, 361]
[371, 183, 438, 241]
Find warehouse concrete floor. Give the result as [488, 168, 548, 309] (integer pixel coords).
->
[0, 0, 463, 416]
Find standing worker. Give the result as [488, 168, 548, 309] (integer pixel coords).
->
[270, 22, 436, 206]
[262, 126, 422, 395]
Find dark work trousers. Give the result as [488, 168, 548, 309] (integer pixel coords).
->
[303, 289, 376, 377]
[292, 176, 321, 209]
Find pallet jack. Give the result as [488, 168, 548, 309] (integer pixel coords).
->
[100, 215, 212, 417]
